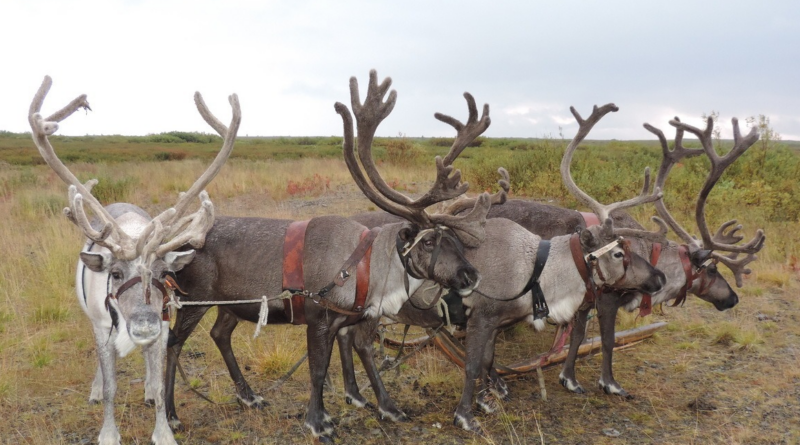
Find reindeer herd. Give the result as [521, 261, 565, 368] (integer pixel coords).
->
[27, 71, 764, 444]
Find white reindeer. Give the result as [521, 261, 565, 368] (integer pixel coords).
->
[28, 76, 240, 445]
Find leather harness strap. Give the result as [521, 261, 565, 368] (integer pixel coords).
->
[354, 230, 375, 313]
[580, 211, 601, 227]
[638, 242, 662, 317]
[569, 233, 597, 304]
[281, 220, 381, 324]
[105, 276, 171, 321]
[671, 244, 719, 308]
[282, 220, 310, 325]
[671, 245, 694, 308]
[519, 240, 551, 320]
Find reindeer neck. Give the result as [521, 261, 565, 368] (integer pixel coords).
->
[536, 235, 596, 325]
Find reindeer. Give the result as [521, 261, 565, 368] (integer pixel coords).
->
[346, 104, 667, 432]
[353, 117, 764, 400]
[29, 77, 240, 445]
[555, 116, 765, 397]
[164, 70, 495, 441]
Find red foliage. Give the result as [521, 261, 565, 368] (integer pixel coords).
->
[286, 173, 331, 197]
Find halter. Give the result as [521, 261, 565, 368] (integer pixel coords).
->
[396, 225, 466, 310]
[670, 245, 719, 307]
[570, 233, 633, 304]
[105, 275, 173, 321]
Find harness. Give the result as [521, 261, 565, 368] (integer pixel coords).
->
[281, 220, 380, 325]
[638, 242, 662, 316]
[396, 226, 466, 311]
[670, 245, 718, 307]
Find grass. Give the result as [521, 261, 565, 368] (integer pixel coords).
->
[0, 134, 798, 443]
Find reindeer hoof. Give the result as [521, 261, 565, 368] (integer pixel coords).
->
[344, 393, 369, 408]
[237, 394, 268, 409]
[489, 379, 510, 401]
[168, 418, 185, 432]
[454, 413, 483, 434]
[379, 407, 408, 422]
[317, 434, 335, 444]
[89, 398, 101, 405]
[559, 375, 586, 394]
[599, 381, 633, 399]
[144, 398, 155, 407]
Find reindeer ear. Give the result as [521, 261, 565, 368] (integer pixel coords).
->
[80, 251, 112, 272]
[164, 250, 196, 272]
[398, 225, 419, 243]
[601, 218, 615, 239]
[580, 228, 598, 250]
[690, 249, 713, 268]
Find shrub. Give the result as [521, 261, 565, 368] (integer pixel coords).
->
[384, 134, 422, 166]
[154, 151, 189, 161]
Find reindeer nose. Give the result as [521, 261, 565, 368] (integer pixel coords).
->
[128, 312, 162, 345]
[459, 267, 480, 288]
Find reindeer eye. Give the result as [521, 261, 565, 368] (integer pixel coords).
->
[110, 270, 123, 280]
[613, 252, 624, 259]
[423, 239, 435, 248]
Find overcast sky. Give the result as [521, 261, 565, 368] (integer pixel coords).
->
[1, 1, 797, 141]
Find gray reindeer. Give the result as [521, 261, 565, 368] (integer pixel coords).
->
[354, 104, 668, 432]
[31, 76, 240, 445]
[352, 116, 764, 403]
[165, 70, 495, 441]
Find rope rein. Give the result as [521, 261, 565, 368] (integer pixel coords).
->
[165, 291, 293, 339]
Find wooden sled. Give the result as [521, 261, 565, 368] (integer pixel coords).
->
[381, 321, 667, 376]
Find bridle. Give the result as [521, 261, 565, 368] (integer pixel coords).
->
[671, 245, 719, 307]
[570, 232, 634, 304]
[105, 275, 178, 322]
[396, 225, 467, 310]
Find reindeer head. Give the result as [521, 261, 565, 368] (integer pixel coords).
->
[335, 70, 495, 295]
[561, 104, 667, 295]
[29, 76, 240, 352]
[644, 116, 765, 310]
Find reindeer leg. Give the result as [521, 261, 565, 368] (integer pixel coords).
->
[597, 292, 632, 398]
[305, 325, 336, 441]
[487, 366, 509, 401]
[476, 330, 500, 413]
[210, 308, 265, 408]
[93, 327, 121, 445]
[89, 362, 104, 404]
[559, 309, 590, 394]
[352, 321, 408, 422]
[337, 327, 371, 409]
[164, 305, 210, 431]
[144, 343, 158, 406]
[144, 322, 177, 445]
[454, 319, 493, 433]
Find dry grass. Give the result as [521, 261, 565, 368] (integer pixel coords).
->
[1, 157, 799, 444]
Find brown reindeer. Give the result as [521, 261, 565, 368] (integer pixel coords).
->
[164, 70, 495, 441]
[31, 76, 240, 445]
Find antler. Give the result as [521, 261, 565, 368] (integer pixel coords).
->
[714, 252, 758, 288]
[442, 167, 509, 215]
[666, 116, 765, 286]
[140, 92, 242, 258]
[29, 76, 139, 260]
[560, 104, 663, 229]
[669, 117, 765, 254]
[335, 70, 493, 247]
[643, 118, 704, 248]
[30, 76, 240, 261]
